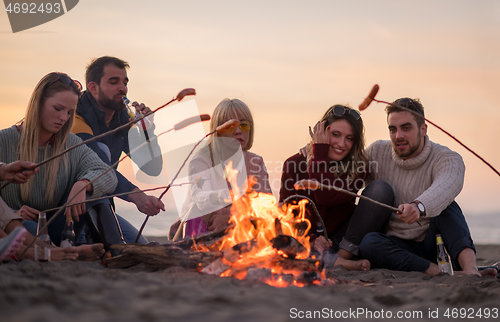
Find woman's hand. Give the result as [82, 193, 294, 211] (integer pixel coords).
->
[312, 235, 333, 254]
[206, 211, 231, 233]
[65, 180, 89, 225]
[15, 205, 40, 221]
[309, 120, 330, 144]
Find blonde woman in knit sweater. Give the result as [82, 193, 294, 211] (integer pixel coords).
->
[0, 72, 117, 256]
[360, 98, 497, 277]
[0, 160, 102, 261]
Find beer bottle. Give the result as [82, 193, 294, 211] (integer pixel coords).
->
[436, 234, 453, 275]
[35, 212, 51, 262]
[316, 221, 324, 235]
[60, 219, 75, 248]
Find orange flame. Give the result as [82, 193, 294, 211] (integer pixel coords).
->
[196, 162, 329, 287]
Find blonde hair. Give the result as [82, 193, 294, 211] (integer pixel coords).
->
[19, 72, 81, 203]
[209, 98, 254, 151]
[306, 104, 369, 181]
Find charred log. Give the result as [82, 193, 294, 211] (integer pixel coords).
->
[296, 271, 322, 285]
[245, 267, 272, 282]
[273, 256, 323, 272]
[166, 229, 228, 250]
[106, 244, 222, 270]
[271, 235, 306, 259]
[222, 239, 258, 263]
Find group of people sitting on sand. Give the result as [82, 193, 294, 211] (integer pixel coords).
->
[0, 56, 497, 278]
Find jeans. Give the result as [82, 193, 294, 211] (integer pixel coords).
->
[23, 210, 86, 246]
[23, 202, 148, 246]
[336, 179, 394, 256]
[359, 201, 474, 272]
[86, 198, 147, 244]
[116, 214, 148, 244]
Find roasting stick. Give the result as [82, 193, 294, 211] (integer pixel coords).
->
[0, 89, 197, 193]
[18, 112, 209, 259]
[40, 181, 197, 214]
[359, 84, 500, 177]
[136, 121, 237, 242]
[169, 119, 242, 242]
[294, 179, 422, 227]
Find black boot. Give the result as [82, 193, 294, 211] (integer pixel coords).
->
[83, 202, 126, 256]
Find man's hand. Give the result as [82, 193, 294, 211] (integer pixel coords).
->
[15, 205, 40, 221]
[397, 203, 420, 225]
[132, 101, 155, 126]
[129, 188, 165, 216]
[0, 161, 39, 183]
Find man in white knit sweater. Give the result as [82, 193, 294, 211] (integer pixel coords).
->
[359, 98, 497, 277]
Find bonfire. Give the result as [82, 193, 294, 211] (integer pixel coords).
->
[106, 163, 334, 287]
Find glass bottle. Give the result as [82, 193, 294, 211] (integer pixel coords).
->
[122, 96, 151, 129]
[35, 212, 51, 262]
[316, 221, 324, 235]
[60, 219, 75, 248]
[436, 234, 453, 275]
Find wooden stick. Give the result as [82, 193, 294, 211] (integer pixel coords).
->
[0, 97, 179, 193]
[372, 98, 500, 177]
[40, 181, 196, 214]
[161, 119, 241, 242]
[19, 113, 206, 258]
[294, 179, 422, 227]
[1, 89, 198, 193]
[138, 130, 215, 243]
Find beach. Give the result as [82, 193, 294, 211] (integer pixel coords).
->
[0, 241, 498, 322]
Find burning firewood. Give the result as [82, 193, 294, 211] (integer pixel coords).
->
[273, 256, 323, 272]
[170, 229, 227, 250]
[271, 235, 306, 259]
[222, 240, 258, 263]
[296, 271, 322, 285]
[245, 267, 272, 282]
[106, 162, 339, 287]
[106, 244, 222, 270]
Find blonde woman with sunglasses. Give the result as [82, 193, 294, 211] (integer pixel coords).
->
[0, 72, 117, 258]
[171, 98, 272, 239]
[279, 104, 395, 271]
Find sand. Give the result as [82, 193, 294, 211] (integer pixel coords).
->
[0, 242, 499, 322]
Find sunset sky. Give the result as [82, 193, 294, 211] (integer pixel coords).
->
[1, 0, 499, 236]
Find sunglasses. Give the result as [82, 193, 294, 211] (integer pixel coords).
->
[226, 121, 252, 134]
[333, 105, 361, 120]
[47, 74, 83, 91]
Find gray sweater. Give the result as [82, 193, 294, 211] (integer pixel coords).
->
[0, 126, 117, 212]
[367, 136, 465, 241]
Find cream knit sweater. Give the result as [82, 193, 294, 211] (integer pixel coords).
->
[367, 136, 465, 242]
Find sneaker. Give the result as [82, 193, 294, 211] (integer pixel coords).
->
[0, 227, 27, 262]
